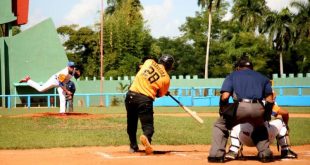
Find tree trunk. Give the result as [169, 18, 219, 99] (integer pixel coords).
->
[204, 9, 212, 79]
[279, 51, 284, 77]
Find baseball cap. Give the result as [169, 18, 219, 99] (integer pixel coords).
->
[236, 57, 253, 69]
[67, 61, 75, 67]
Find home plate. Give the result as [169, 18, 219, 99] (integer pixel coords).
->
[95, 151, 200, 160]
[96, 152, 151, 159]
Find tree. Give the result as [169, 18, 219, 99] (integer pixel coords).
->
[0, 25, 21, 37]
[154, 37, 198, 76]
[57, 25, 100, 78]
[231, 0, 268, 32]
[290, 0, 310, 41]
[197, 0, 222, 79]
[261, 8, 293, 76]
[289, 0, 310, 73]
[103, 0, 152, 77]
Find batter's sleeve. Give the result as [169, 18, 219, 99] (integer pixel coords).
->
[157, 80, 170, 97]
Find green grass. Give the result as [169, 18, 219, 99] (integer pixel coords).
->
[0, 106, 309, 149]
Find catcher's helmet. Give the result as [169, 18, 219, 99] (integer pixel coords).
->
[159, 54, 174, 71]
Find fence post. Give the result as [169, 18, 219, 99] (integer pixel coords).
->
[47, 95, 50, 108]
[208, 88, 213, 96]
[298, 88, 302, 96]
[279, 88, 284, 96]
[27, 96, 31, 109]
[7, 96, 11, 109]
[86, 95, 90, 107]
[105, 95, 110, 107]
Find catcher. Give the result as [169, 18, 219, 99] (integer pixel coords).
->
[226, 83, 297, 160]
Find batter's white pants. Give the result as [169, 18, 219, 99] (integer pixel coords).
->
[27, 75, 66, 113]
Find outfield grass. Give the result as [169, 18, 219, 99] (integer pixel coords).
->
[0, 106, 309, 149]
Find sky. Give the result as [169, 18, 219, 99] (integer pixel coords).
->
[24, 0, 296, 38]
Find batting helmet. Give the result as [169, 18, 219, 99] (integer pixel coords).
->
[159, 54, 174, 71]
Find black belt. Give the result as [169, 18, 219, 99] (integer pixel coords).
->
[238, 98, 262, 103]
[127, 90, 154, 101]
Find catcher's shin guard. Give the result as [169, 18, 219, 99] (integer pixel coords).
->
[277, 134, 297, 158]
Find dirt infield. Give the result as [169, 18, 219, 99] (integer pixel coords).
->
[0, 145, 309, 165]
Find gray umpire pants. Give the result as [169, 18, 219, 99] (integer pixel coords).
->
[209, 102, 271, 158]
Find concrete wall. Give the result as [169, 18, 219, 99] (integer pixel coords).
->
[73, 74, 310, 94]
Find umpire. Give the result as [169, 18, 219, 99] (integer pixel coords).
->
[208, 57, 274, 163]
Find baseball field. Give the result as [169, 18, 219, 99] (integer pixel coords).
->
[0, 106, 309, 165]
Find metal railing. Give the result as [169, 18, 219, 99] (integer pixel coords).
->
[2, 86, 310, 108]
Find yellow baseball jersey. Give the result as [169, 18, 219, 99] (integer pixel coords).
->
[129, 59, 170, 99]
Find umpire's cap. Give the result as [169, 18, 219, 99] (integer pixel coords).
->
[159, 54, 174, 71]
[236, 56, 253, 69]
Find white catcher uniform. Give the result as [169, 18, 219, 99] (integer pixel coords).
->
[27, 67, 75, 113]
[229, 118, 289, 153]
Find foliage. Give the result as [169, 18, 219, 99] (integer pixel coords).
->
[231, 0, 269, 32]
[54, 0, 310, 78]
[103, 0, 151, 77]
[0, 25, 21, 37]
[57, 25, 100, 78]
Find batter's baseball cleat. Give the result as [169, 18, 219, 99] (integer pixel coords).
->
[207, 156, 225, 163]
[140, 135, 153, 155]
[129, 144, 139, 153]
[281, 149, 298, 159]
[19, 76, 30, 83]
[225, 150, 238, 160]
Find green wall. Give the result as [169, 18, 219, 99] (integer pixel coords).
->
[0, 0, 16, 24]
[6, 18, 68, 94]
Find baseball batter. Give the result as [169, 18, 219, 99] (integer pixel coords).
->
[19, 62, 82, 114]
[125, 55, 174, 154]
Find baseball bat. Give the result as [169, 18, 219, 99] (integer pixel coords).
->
[168, 93, 204, 124]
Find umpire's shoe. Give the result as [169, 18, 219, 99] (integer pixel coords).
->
[258, 150, 273, 163]
[207, 156, 225, 163]
[140, 135, 153, 155]
[281, 149, 298, 159]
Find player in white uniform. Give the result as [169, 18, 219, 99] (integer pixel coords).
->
[226, 96, 298, 160]
[19, 62, 82, 114]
